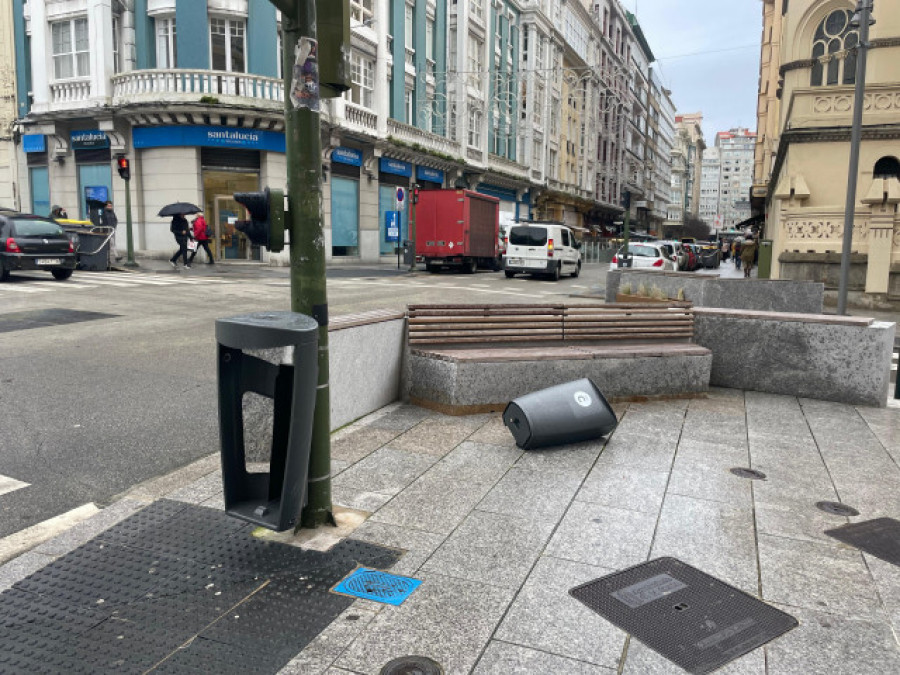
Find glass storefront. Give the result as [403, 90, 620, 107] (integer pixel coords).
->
[331, 176, 359, 257]
[202, 169, 260, 261]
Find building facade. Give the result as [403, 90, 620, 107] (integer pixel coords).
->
[10, 0, 672, 262]
[0, 0, 17, 210]
[666, 111, 705, 234]
[698, 128, 756, 233]
[754, 0, 900, 296]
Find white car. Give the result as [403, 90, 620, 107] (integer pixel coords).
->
[504, 223, 582, 280]
[609, 242, 677, 271]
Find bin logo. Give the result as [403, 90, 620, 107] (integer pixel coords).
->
[574, 391, 592, 407]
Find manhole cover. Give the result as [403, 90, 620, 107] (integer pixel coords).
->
[816, 501, 860, 517]
[332, 568, 422, 606]
[380, 655, 443, 675]
[729, 467, 767, 480]
[570, 557, 797, 674]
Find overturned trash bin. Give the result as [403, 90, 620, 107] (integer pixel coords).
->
[216, 311, 319, 531]
[503, 378, 618, 450]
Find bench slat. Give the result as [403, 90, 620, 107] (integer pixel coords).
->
[410, 315, 562, 325]
[410, 335, 564, 345]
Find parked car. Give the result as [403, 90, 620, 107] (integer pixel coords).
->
[504, 222, 582, 280]
[0, 212, 77, 282]
[609, 242, 677, 271]
[656, 240, 688, 270]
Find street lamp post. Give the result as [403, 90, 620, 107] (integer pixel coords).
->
[837, 0, 875, 315]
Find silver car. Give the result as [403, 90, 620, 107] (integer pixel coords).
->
[609, 243, 677, 271]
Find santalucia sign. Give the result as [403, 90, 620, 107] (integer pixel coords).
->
[70, 130, 109, 150]
[133, 125, 286, 153]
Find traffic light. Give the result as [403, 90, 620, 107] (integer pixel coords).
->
[622, 190, 631, 209]
[317, 0, 351, 98]
[233, 187, 286, 252]
[412, 184, 420, 205]
[117, 157, 130, 181]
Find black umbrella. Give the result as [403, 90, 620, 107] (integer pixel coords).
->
[158, 202, 202, 217]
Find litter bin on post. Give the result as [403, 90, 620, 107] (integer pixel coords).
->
[62, 224, 112, 271]
[215, 311, 319, 531]
[757, 239, 773, 279]
[402, 240, 416, 266]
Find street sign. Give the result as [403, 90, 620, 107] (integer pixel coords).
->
[396, 187, 405, 210]
[385, 211, 400, 242]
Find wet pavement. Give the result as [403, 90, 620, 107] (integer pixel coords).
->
[1, 390, 899, 673]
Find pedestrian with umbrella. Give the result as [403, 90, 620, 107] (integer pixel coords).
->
[159, 202, 201, 269]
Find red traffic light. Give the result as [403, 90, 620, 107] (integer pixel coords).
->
[117, 157, 130, 181]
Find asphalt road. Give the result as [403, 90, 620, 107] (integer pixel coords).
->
[0, 262, 603, 539]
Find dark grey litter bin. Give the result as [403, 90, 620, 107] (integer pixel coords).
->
[66, 227, 111, 271]
[216, 311, 319, 531]
[503, 378, 618, 450]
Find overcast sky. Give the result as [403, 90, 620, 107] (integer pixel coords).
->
[620, 0, 762, 143]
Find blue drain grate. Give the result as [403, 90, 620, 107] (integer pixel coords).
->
[332, 568, 422, 606]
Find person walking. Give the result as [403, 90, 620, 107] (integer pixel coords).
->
[741, 234, 758, 278]
[169, 214, 191, 269]
[100, 201, 121, 263]
[733, 238, 742, 271]
[188, 212, 214, 265]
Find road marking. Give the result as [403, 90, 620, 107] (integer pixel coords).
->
[0, 474, 30, 498]
[0, 502, 100, 565]
[28, 281, 99, 290]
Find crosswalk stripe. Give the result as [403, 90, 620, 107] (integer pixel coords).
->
[29, 281, 99, 290]
[0, 474, 30, 498]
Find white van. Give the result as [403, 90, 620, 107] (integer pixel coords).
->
[503, 223, 582, 280]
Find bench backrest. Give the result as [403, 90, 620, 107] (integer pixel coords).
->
[407, 303, 694, 347]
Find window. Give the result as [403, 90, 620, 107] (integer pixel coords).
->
[52, 18, 90, 79]
[405, 3, 414, 50]
[810, 9, 858, 87]
[346, 52, 374, 108]
[210, 17, 246, 73]
[874, 156, 900, 180]
[470, 0, 484, 23]
[468, 105, 482, 147]
[112, 15, 122, 73]
[156, 17, 177, 69]
[467, 35, 482, 88]
[350, 0, 374, 26]
[405, 88, 414, 122]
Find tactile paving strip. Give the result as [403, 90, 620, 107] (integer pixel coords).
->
[0, 500, 402, 674]
[570, 557, 798, 675]
[825, 517, 900, 567]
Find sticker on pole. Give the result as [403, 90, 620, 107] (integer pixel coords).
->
[290, 38, 320, 111]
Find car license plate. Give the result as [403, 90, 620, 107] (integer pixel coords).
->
[525, 260, 546, 269]
[36, 258, 62, 265]
[507, 258, 523, 265]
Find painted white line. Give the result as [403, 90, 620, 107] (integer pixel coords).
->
[0, 502, 99, 565]
[0, 474, 30, 498]
[30, 282, 98, 290]
[0, 286, 52, 294]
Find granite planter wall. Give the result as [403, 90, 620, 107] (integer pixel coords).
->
[693, 308, 895, 407]
[606, 269, 825, 314]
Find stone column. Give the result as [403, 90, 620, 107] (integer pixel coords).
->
[88, 0, 114, 102]
[29, 0, 50, 112]
[863, 178, 900, 294]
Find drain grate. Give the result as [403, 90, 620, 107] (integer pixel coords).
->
[333, 567, 422, 606]
[825, 517, 900, 567]
[380, 655, 444, 675]
[729, 467, 767, 480]
[816, 501, 860, 517]
[570, 557, 797, 675]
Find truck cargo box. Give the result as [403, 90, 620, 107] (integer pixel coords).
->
[415, 189, 499, 271]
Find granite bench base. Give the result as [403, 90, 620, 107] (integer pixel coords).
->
[408, 343, 713, 414]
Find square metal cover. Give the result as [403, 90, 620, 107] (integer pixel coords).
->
[825, 517, 900, 567]
[569, 557, 798, 675]
[332, 567, 422, 606]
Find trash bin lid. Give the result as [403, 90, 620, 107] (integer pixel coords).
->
[216, 311, 319, 349]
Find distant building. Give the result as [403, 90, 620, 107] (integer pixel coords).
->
[753, 1, 900, 297]
[699, 128, 756, 233]
[666, 111, 705, 234]
[699, 146, 720, 229]
[0, 0, 17, 210]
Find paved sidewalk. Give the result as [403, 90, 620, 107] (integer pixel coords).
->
[1, 390, 899, 674]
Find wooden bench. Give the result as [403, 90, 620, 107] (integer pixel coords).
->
[405, 303, 712, 414]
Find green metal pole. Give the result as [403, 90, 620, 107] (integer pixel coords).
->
[623, 201, 630, 259]
[283, 2, 333, 529]
[123, 177, 137, 267]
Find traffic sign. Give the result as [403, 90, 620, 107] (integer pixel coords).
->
[385, 211, 400, 242]
[396, 187, 405, 210]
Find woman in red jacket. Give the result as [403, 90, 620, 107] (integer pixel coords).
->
[188, 213, 215, 264]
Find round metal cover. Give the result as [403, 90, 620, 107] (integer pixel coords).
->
[380, 655, 444, 675]
[816, 501, 860, 517]
[729, 467, 767, 480]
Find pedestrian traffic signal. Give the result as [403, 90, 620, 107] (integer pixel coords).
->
[233, 188, 286, 253]
[622, 190, 631, 209]
[317, 0, 351, 98]
[117, 157, 130, 181]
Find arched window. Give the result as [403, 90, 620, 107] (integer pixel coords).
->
[810, 9, 859, 87]
[874, 157, 900, 180]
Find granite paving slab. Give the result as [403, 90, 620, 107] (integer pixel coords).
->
[754, 498, 854, 545]
[650, 494, 758, 594]
[758, 533, 887, 620]
[331, 487, 394, 513]
[621, 639, 766, 675]
[666, 454, 753, 504]
[545, 501, 656, 570]
[468, 415, 518, 447]
[279, 607, 379, 674]
[333, 574, 515, 675]
[576, 464, 669, 514]
[330, 427, 404, 464]
[349, 521, 447, 577]
[426, 441, 523, 485]
[764, 605, 900, 675]
[366, 404, 436, 432]
[493, 556, 625, 669]
[674, 437, 749, 463]
[593, 434, 678, 473]
[332, 447, 438, 496]
[388, 416, 488, 457]
[863, 554, 900, 632]
[0, 551, 55, 593]
[476, 467, 583, 523]
[419, 510, 556, 589]
[472, 641, 615, 674]
[512, 438, 605, 476]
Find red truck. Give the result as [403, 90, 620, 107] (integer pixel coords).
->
[414, 189, 500, 273]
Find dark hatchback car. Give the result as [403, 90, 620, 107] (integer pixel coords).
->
[0, 213, 76, 281]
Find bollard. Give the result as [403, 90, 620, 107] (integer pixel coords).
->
[215, 312, 319, 531]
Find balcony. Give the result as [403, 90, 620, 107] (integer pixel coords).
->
[387, 119, 462, 159]
[48, 78, 92, 109]
[488, 153, 529, 180]
[341, 101, 378, 135]
[784, 84, 900, 130]
[781, 206, 872, 255]
[111, 69, 283, 109]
